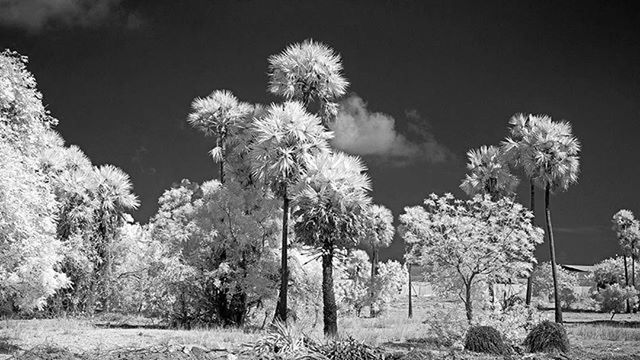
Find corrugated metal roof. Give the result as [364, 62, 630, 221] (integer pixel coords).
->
[560, 264, 595, 273]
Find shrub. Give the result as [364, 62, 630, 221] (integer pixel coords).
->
[592, 284, 638, 313]
[473, 303, 545, 343]
[463, 325, 507, 355]
[524, 321, 569, 354]
[321, 337, 383, 360]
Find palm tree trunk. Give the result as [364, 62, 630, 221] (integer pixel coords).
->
[545, 183, 563, 323]
[274, 192, 289, 322]
[369, 246, 378, 318]
[526, 179, 535, 305]
[322, 246, 338, 337]
[624, 255, 630, 313]
[217, 138, 225, 184]
[408, 263, 413, 319]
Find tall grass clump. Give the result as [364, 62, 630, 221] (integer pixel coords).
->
[463, 325, 507, 355]
[524, 320, 569, 354]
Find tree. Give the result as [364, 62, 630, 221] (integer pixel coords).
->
[250, 101, 332, 322]
[150, 179, 281, 326]
[87, 165, 140, 312]
[502, 113, 540, 306]
[530, 262, 579, 309]
[187, 90, 253, 183]
[400, 193, 543, 322]
[504, 115, 581, 323]
[0, 50, 68, 310]
[611, 210, 640, 312]
[268, 39, 348, 124]
[363, 204, 394, 317]
[460, 145, 519, 302]
[293, 151, 372, 336]
[460, 145, 519, 201]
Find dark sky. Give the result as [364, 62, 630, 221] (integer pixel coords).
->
[2, 0, 639, 264]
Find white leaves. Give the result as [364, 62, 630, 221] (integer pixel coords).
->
[460, 145, 519, 198]
[268, 39, 349, 104]
[502, 113, 581, 192]
[249, 101, 332, 192]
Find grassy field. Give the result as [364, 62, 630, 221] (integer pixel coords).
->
[2, 296, 640, 359]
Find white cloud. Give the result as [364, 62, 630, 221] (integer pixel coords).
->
[329, 95, 452, 165]
[0, 0, 130, 31]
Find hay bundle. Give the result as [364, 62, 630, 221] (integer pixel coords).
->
[524, 320, 569, 354]
[463, 325, 507, 355]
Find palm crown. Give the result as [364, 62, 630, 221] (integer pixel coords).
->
[268, 39, 348, 121]
[503, 114, 580, 191]
[250, 101, 332, 196]
[187, 90, 253, 163]
[294, 151, 372, 249]
[460, 145, 519, 199]
[366, 204, 395, 248]
[92, 164, 140, 215]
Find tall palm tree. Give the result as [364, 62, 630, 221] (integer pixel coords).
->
[268, 39, 349, 124]
[88, 165, 139, 312]
[502, 113, 539, 305]
[187, 90, 253, 183]
[506, 115, 581, 323]
[293, 151, 372, 336]
[365, 204, 394, 317]
[250, 101, 332, 322]
[460, 145, 519, 201]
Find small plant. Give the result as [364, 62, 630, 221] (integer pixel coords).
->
[524, 320, 569, 354]
[320, 337, 383, 360]
[463, 325, 508, 355]
[242, 321, 325, 360]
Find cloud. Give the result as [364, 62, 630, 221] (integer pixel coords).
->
[0, 0, 138, 31]
[329, 95, 453, 166]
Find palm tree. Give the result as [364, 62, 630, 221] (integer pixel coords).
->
[506, 115, 581, 323]
[365, 204, 394, 317]
[268, 39, 349, 124]
[250, 101, 332, 322]
[460, 145, 519, 201]
[187, 90, 253, 183]
[293, 151, 371, 336]
[502, 113, 540, 305]
[88, 165, 139, 312]
[612, 209, 640, 312]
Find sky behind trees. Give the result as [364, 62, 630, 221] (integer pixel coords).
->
[1, 0, 639, 264]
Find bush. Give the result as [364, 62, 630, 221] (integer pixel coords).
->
[524, 320, 569, 354]
[321, 337, 383, 360]
[463, 325, 507, 355]
[473, 303, 545, 343]
[593, 284, 638, 313]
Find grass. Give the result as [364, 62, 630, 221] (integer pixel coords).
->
[2, 296, 640, 359]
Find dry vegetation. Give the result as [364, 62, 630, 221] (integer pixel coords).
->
[2, 295, 640, 359]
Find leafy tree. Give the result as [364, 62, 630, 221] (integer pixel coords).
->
[593, 284, 638, 313]
[0, 50, 68, 310]
[530, 262, 579, 309]
[335, 249, 371, 317]
[363, 204, 394, 317]
[503, 115, 581, 323]
[268, 39, 348, 123]
[250, 101, 332, 322]
[460, 145, 519, 201]
[400, 193, 543, 322]
[593, 256, 640, 289]
[187, 90, 253, 183]
[150, 179, 281, 326]
[370, 260, 407, 315]
[294, 151, 372, 336]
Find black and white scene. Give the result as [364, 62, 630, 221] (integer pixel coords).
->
[1, 1, 640, 359]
